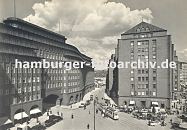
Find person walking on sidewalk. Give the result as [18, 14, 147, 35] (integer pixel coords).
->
[87, 124, 90, 129]
[71, 114, 74, 119]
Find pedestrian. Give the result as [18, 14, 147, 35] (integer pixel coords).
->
[71, 114, 74, 119]
[148, 120, 151, 126]
[87, 124, 90, 129]
[36, 117, 39, 123]
[170, 119, 172, 124]
[89, 110, 90, 114]
[47, 112, 49, 116]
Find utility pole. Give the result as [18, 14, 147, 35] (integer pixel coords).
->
[13, 0, 16, 17]
[93, 99, 96, 130]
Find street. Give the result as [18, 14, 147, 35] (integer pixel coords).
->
[46, 87, 176, 130]
[9, 87, 187, 130]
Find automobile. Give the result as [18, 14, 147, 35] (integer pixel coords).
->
[45, 119, 55, 127]
[119, 106, 125, 112]
[31, 124, 46, 130]
[128, 101, 135, 113]
[49, 115, 63, 122]
[79, 102, 86, 108]
[159, 109, 167, 118]
[171, 122, 180, 128]
[85, 100, 90, 106]
[147, 113, 153, 120]
[160, 113, 167, 120]
[171, 117, 180, 128]
[141, 109, 148, 113]
[132, 110, 141, 118]
[178, 114, 187, 121]
[45, 115, 63, 127]
[148, 120, 159, 126]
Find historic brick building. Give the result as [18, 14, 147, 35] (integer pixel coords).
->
[106, 21, 179, 109]
[0, 17, 94, 121]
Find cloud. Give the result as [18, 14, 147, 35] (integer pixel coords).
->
[24, 0, 153, 69]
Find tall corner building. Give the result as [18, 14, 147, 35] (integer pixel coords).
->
[0, 17, 95, 121]
[107, 21, 178, 109]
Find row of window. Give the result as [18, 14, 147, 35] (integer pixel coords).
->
[47, 83, 63, 88]
[131, 54, 156, 60]
[49, 76, 64, 81]
[12, 77, 40, 84]
[131, 91, 156, 96]
[130, 40, 156, 47]
[131, 69, 156, 74]
[13, 93, 41, 104]
[138, 76, 156, 82]
[5, 66, 80, 75]
[0, 89, 9, 95]
[17, 85, 40, 93]
[137, 69, 149, 74]
[130, 76, 156, 82]
[37, 50, 63, 60]
[48, 75, 80, 81]
[67, 69, 80, 74]
[68, 87, 80, 93]
[6, 66, 41, 74]
[47, 69, 64, 74]
[68, 75, 80, 80]
[68, 82, 80, 87]
[131, 84, 156, 89]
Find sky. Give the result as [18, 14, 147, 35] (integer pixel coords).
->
[0, 0, 187, 70]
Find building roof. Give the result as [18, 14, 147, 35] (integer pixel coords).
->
[1, 17, 92, 61]
[122, 21, 166, 35]
[4, 17, 66, 40]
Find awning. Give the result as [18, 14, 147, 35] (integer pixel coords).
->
[130, 101, 135, 104]
[14, 112, 28, 120]
[152, 102, 158, 105]
[160, 109, 166, 113]
[4, 119, 12, 125]
[30, 108, 41, 115]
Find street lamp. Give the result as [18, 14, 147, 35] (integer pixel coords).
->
[93, 99, 96, 130]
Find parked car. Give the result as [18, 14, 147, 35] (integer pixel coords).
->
[85, 100, 90, 106]
[159, 109, 167, 118]
[171, 117, 180, 128]
[119, 106, 125, 112]
[149, 120, 159, 126]
[45, 119, 55, 127]
[50, 115, 63, 122]
[79, 102, 86, 108]
[31, 124, 46, 130]
[128, 101, 135, 113]
[45, 115, 63, 127]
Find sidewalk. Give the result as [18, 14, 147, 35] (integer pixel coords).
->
[180, 122, 187, 129]
[10, 87, 106, 130]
